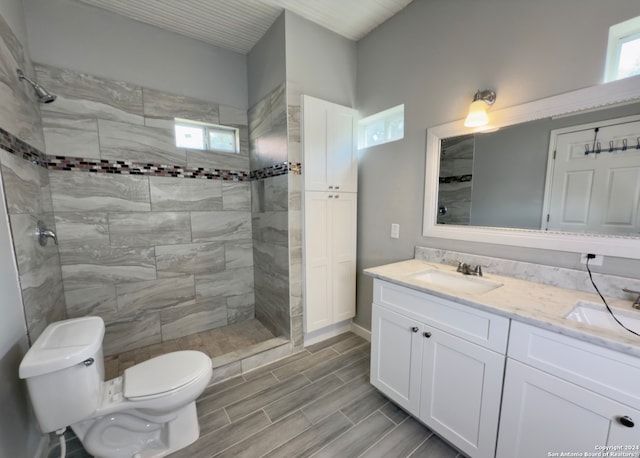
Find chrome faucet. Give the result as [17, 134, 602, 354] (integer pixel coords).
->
[457, 261, 483, 277]
[36, 220, 57, 246]
[623, 288, 640, 309]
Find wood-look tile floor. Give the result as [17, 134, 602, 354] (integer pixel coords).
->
[50, 332, 464, 457]
[171, 332, 464, 458]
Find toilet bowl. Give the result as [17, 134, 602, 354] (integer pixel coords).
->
[19, 317, 212, 458]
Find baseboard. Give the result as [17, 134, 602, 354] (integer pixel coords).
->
[350, 321, 371, 341]
[303, 320, 352, 346]
[33, 434, 49, 458]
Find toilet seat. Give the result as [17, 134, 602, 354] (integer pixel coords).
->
[124, 351, 211, 401]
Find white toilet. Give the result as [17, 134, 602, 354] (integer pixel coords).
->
[19, 316, 212, 458]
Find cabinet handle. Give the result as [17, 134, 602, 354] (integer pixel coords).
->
[334, 195, 340, 199]
[619, 416, 635, 428]
[329, 186, 334, 189]
[423, 331, 432, 338]
[335, 186, 340, 190]
[411, 326, 419, 333]
[328, 195, 334, 199]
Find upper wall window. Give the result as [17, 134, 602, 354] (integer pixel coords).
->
[358, 104, 404, 149]
[605, 16, 640, 82]
[175, 119, 239, 153]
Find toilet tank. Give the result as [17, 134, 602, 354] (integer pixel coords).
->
[19, 317, 105, 433]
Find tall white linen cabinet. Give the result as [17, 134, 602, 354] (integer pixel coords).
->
[302, 95, 358, 334]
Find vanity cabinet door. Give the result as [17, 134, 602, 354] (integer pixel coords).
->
[370, 304, 423, 415]
[419, 328, 505, 458]
[497, 359, 640, 458]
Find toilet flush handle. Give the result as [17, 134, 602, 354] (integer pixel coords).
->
[83, 358, 95, 366]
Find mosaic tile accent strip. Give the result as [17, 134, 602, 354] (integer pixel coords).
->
[439, 174, 472, 183]
[251, 161, 301, 180]
[47, 155, 251, 181]
[2, 121, 302, 183]
[0, 126, 48, 167]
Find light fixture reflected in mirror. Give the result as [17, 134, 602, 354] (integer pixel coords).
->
[464, 89, 496, 127]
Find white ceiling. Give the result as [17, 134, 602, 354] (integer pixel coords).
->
[75, 0, 413, 55]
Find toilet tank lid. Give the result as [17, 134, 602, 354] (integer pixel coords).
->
[19, 317, 105, 379]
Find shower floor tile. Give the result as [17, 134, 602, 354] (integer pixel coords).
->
[104, 319, 277, 379]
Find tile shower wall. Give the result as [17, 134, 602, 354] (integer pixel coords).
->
[0, 11, 65, 456]
[286, 82, 304, 349]
[437, 135, 473, 225]
[249, 83, 291, 340]
[0, 17, 65, 343]
[37, 63, 255, 356]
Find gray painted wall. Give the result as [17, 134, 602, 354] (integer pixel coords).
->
[247, 12, 286, 108]
[23, 0, 248, 109]
[355, 0, 640, 330]
[0, 0, 26, 44]
[0, 169, 39, 458]
[285, 11, 356, 108]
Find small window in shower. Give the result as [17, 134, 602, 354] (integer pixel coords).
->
[605, 15, 640, 82]
[175, 119, 239, 153]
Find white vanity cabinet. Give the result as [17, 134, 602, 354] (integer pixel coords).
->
[496, 321, 640, 458]
[370, 279, 509, 458]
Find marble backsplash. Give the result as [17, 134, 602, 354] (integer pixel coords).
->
[415, 246, 640, 302]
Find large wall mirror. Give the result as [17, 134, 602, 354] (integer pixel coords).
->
[423, 75, 640, 259]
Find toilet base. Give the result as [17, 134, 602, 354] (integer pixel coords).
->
[72, 402, 200, 458]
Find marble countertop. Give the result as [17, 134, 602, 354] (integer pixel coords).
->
[364, 259, 640, 358]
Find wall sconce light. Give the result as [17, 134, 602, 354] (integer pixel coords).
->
[464, 89, 496, 127]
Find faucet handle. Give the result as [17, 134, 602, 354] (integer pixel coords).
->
[474, 265, 483, 277]
[623, 288, 640, 308]
[456, 261, 467, 273]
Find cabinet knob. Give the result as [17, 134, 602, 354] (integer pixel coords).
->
[423, 331, 432, 338]
[619, 416, 635, 428]
[411, 326, 419, 333]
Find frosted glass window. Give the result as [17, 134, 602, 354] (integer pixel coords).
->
[174, 119, 239, 153]
[175, 124, 205, 150]
[358, 104, 404, 149]
[209, 129, 236, 152]
[605, 16, 640, 82]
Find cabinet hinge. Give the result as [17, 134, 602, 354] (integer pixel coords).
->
[546, 214, 550, 222]
[553, 150, 556, 160]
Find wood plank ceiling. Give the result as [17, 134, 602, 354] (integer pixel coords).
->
[75, 0, 414, 54]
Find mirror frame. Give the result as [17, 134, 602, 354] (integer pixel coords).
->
[423, 74, 640, 259]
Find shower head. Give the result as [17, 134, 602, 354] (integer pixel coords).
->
[16, 69, 56, 103]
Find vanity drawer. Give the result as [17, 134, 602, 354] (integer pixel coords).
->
[373, 279, 509, 353]
[508, 321, 640, 409]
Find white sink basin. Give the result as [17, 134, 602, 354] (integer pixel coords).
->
[565, 300, 640, 334]
[410, 269, 503, 295]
